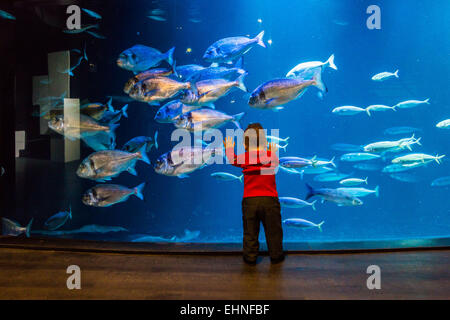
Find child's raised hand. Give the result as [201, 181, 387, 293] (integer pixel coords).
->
[223, 136, 235, 149]
[268, 142, 278, 153]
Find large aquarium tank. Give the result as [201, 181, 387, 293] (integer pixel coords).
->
[1, 0, 449, 249]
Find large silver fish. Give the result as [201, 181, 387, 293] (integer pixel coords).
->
[76, 145, 150, 181]
[180, 73, 247, 108]
[82, 183, 145, 207]
[203, 31, 266, 63]
[117, 45, 175, 73]
[123, 67, 176, 94]
[154, 100, 203, 123]
[2, 218, 33, 237]
[48, 114, 119, 142]
[129, 76, 195, 106]
[154, 145, 220, 178]
[286, 54, 337, 78]
[174, 108, 244, 132]
[305, 184, 363, 207]
[248, 73, 321, 110]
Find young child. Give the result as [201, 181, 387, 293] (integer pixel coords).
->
[224, 123, 284, 265]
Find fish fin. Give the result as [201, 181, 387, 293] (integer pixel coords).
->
[330, 156, 336, 168]
[83, 43, 88, 61]
[326, 54, 337, 70]
[235, 57, 243, 69]
[394, 69, 399, 78]
[154, 131, 159, 149]
[238, 174, 244, 183]
[134, 182, 146, 200]
[164, 47, 175, 67]
[106, 97, 114, 111]
[365, 177, 368, 184]
[128, 167, 138, 176]
[178, 174, 189, 179]
[235, 72, 248, 92]
[311, 68, 326, 93]
[26, 218, 34, 238]
[254, 30, 266, 48]
[305, 183, 314, 200]
[136, 144, 151, 165]
[69, 205, 72, 219]
[272, 106, 284, 112]
[375, 185, 380, 198]
[366, 108, 371, 116]
[310, 155, 318, 167]
[144, 89, 158, 97]
[317, 221, 325, 232]
[279, 143, 288, 151]
[171, 59, 179, 78]
[424, 98, 430, 104]
[205, 103, 215, 109]
[232, 112, 245, 129]
[121, 104, 129, 118]
[311, 200, 317, 211]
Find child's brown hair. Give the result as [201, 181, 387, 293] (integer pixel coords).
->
[244, 123, 267, 151]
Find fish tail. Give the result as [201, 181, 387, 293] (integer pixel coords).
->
[69, 205, 72, 219]
[415, 137, 422, 146]
[391, 105, 397, 111]
[154, 131, 159, 149]
[232, 112, 245, 129]
[121, 104, 129, 118]
[235, 72, 248, 92]
[375, 185, 380, 198]
[310, 155, 318, 167]
[238, 174, 244, 183]
[424, 98, 430, 104]
[311, 200, 317, 211]
[280, 143, 288, 151]
[435, 154, 445, 164]
[134, 182, 146, 201]
[326, 54, 337, 70]
[284, 137, 290, 142]
[171, 59, 179, 78]
[330, 156, 336, 168]
[305, 183, 315, 200]
[300, 170, 304, 180]
[394, 69, 399, 78]
[311, 68, 327, 93]
[365, 108, 371, 116]
[26, 218, 34, 238]
[254, 30, 266, 48]
[165, 47, 175, 67]
[137, 144, 151, 165]
[107, 97, 114, 111]
[317, 221, 325, 232]
[365, 177, 368, 184]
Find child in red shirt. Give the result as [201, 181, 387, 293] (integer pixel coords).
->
[224, 123, 284, 265]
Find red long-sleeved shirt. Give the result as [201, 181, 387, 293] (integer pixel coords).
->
[225, 147, 279, 198]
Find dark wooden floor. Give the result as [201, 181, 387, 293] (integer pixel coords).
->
[0, 247, 449, 299]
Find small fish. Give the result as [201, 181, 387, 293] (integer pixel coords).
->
[313, 172, 351, 182]
[431, 176, 450, 187]
[436, 119, 450, 129]
[286, 54, 337, 78]
[331, 143, 363, 152]
[189, 18, 202, 23]
[371, 70, 399, 81]
[203, 31, 266, 64]
[310, 156, 336, 168]
[175, 109, 244, 132]
[154, 100, 203, 123]
[1, 166, 4, 176]
[389, 173, 419, 183]
[59, 55, 84, 76]
[365, 104, 396, 116]
[44, 206, 72, 231]
[279, 197, 316, 211]
[340, 177, 368, 186]
[151, 9, 165, 15]
[2, 218, 33, 237]
[337, 186, 379, 198]
[99, 104, 128, 124]
[283, 218, 324, 231]
[122, 133, 158, 153]
[340, 153, 381, 162]
[392, 153, 445, 165]
[148, 15, 167, 21]
[76, 145, 151, 181]
[267, 135, 289, 144]
[384, 126, 422, 135]
[0, 10, 16, 20]
[117, 45, 175, 73]
[82, 183, 145, 207]
[332, 106, 366, 116]
[211, 172, 243, 183]
[279, 157, 313, 169]
[82, 8, 102, 19]
[63, 24, 99, 34]
[393, 98, 430, 109]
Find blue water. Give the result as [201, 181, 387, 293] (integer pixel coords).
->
[4, 0, 450, 246]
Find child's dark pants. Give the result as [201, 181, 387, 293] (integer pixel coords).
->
[241, 196, 284, 262]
